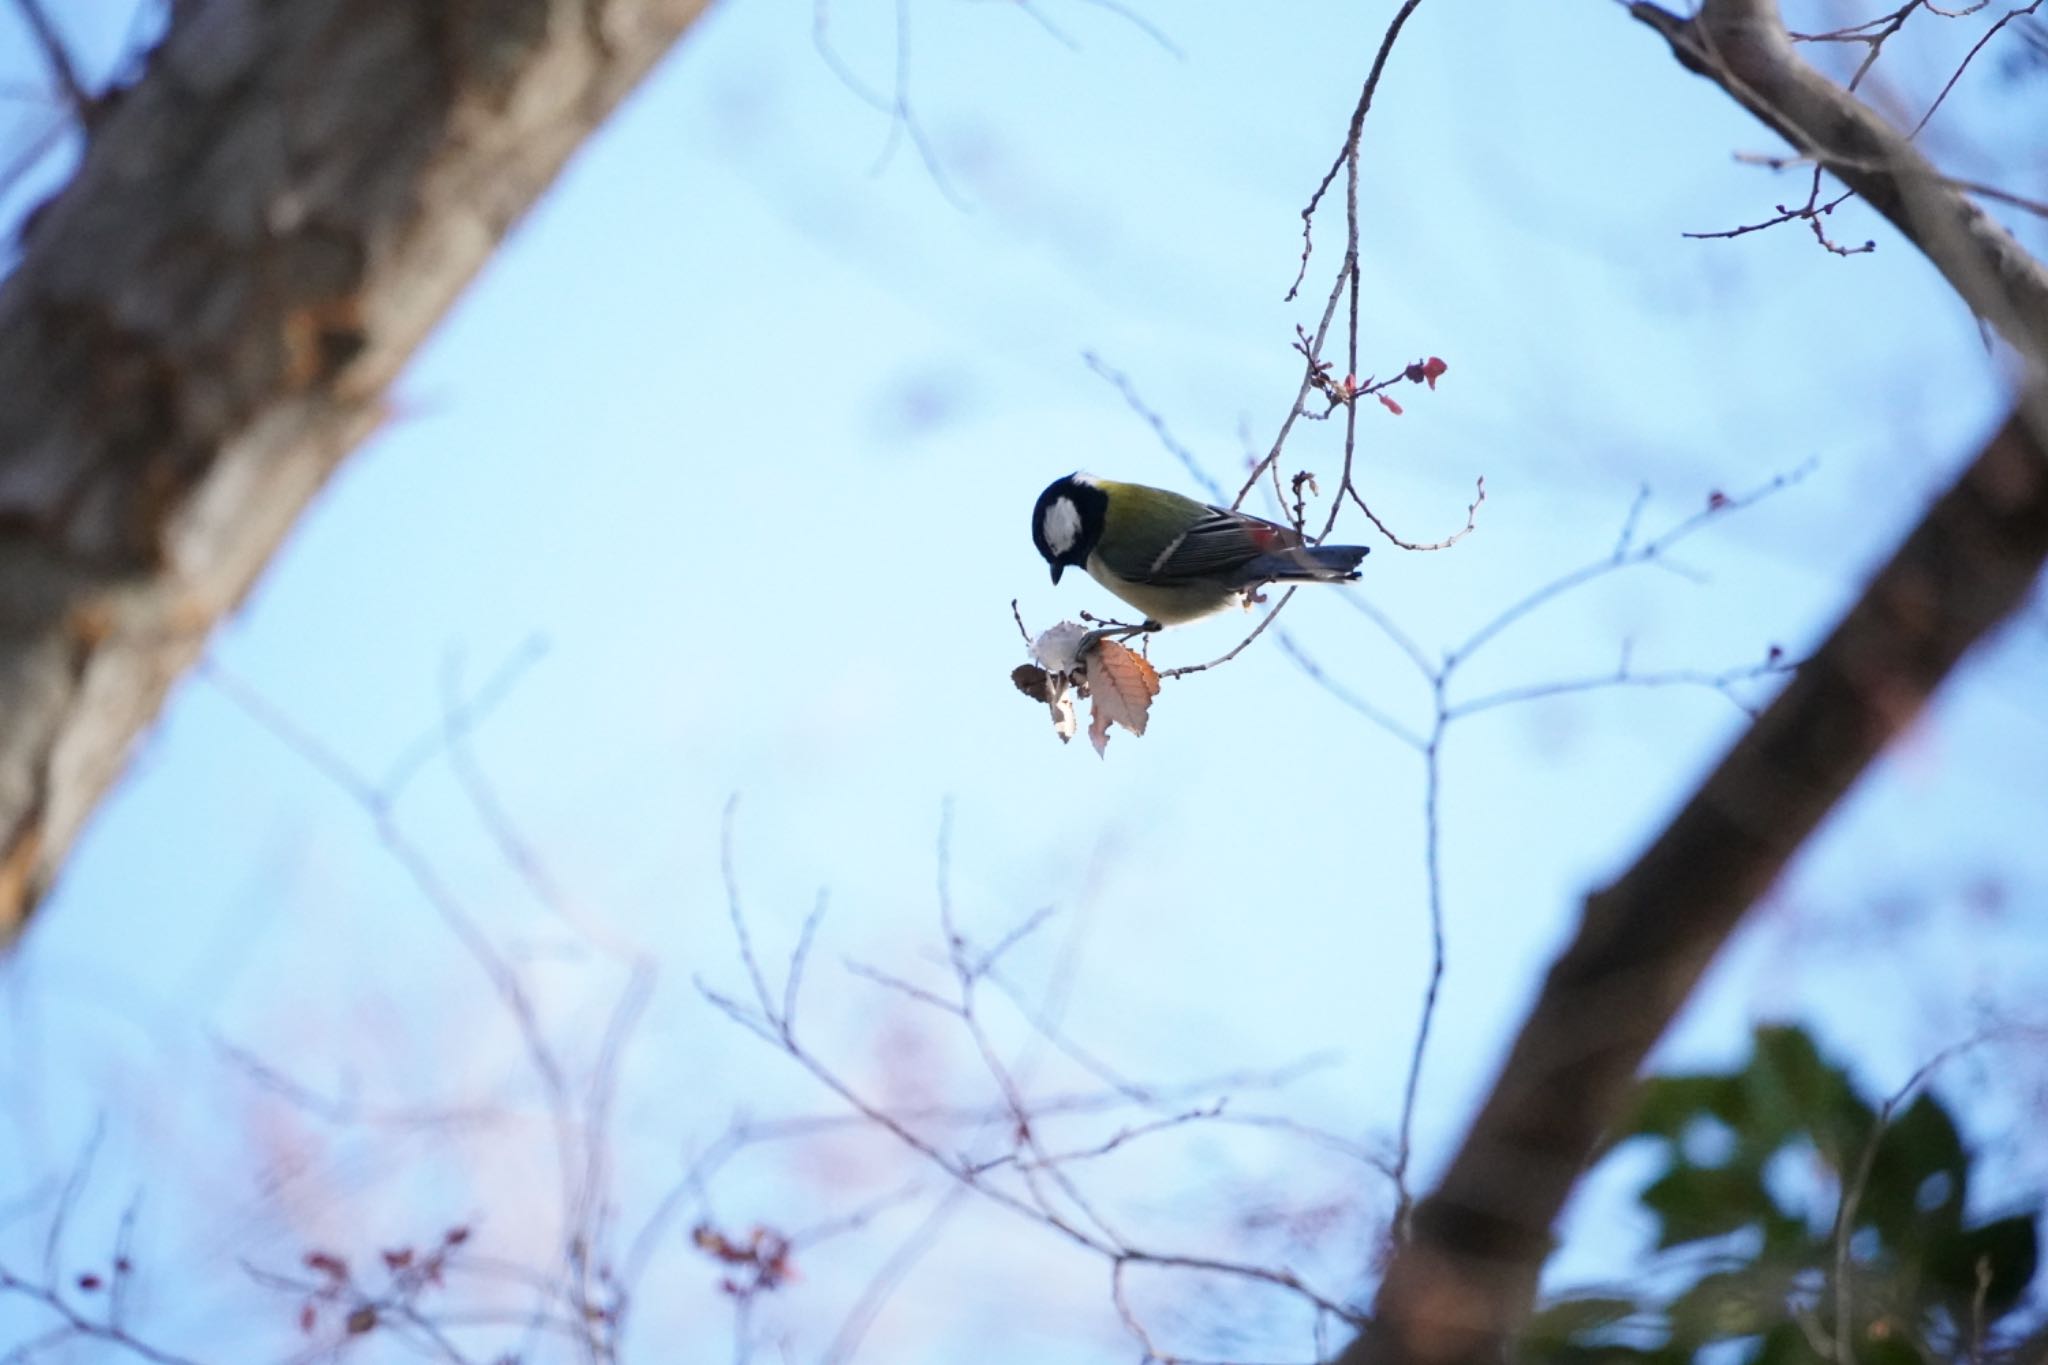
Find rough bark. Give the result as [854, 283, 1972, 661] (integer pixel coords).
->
[1339, 404, 2048, 1365]
[1337, 3, 2048, 1361]
[0, 0, 712, 941]
[1630, 0, 2048, 376]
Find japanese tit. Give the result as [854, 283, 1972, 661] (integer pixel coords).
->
[1031, 473, 1370, 625]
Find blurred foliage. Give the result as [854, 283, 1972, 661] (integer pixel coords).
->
[1527, 1025, 2042, 1365]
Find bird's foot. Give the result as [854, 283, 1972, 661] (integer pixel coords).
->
[1077, 616, 1161, 653]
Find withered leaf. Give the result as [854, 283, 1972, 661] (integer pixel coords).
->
[1012, 664, 1054, 704]
[1083, 637, 1161, 756]
[1049, 691, 1078, 743]
[1030, 621, 1090, 674]
[1012, 662, 1078, 743]
[1048, 695, 1081, 749]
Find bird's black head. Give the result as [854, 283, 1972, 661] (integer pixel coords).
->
[1031, 474, 1108, 584]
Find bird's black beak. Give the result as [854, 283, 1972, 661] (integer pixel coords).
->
[1049, 563, 1065, 584]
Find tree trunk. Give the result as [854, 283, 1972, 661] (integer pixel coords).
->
[1338, 403, 2048, 1365]
[0, 0, 713, 941]
[1337, 1, 2048, 1359]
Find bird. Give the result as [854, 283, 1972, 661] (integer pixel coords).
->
[1031, 472, 1370, 626]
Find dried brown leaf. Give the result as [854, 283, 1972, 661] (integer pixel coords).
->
[1083, 637, 1161, 755]
[1012, 664, 1054, 703]
[1052, 693, 1077, 742]
[1087, 699, 1114, 755]
[1013, 662, 1078, 743]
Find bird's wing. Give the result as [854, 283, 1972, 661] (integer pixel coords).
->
[1091, 484, 1204, 580]
[1140, 506, 1304, 583]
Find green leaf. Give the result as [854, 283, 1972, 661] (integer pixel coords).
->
[1759, 1209, 1820, 1261]
[1585, 1026, 2039, 1365]
[1641, 1163, 1779, 1249]
[1748, 1025, 1871, 1163]
[1521, 1346, 1678, 1365]
[1525, 1294, 1641, 1344]
[1925, 1213, 2039, 1317]
[1744, 1317, 1928, 1365]
[1663, 1265, 1791, 1346]
[1628, 1074, 1750, 1144]
[1858, 1093, 1967, 1250]
[1857, 1330, 1933, 1365]
[1749, 1320, 1828, 1365]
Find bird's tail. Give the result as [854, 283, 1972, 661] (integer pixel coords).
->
[1235, 544, 1370, 585]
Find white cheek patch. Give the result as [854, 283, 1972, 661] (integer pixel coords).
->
[1043, 496, 1082, 555]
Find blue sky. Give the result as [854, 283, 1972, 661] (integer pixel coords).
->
[3, 1, 2046, 1360]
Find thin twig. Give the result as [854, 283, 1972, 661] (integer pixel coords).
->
[1346, 477, 1486, 552]
[1391, 693, 1447, 1245]
[9, 0, 93, 122]
[1274, 633, 1426, 751]
[817, 1186, 969, 1365]
[1727, 149, 2048, 221]
[700, 817, 1372, 1330]
[1446, 464, 1814, 669]
[1084, 352, 1228, 503]
[203, 655, 643, 1360]
[1284, 0, 1426, 303]
[1073, 0, 1186, 59]
[1446, 651, 1798, 722]
[0, 1267, 203, 1365]
[1907, 1, 2044, 136]
[1158, 589, 1299, 679]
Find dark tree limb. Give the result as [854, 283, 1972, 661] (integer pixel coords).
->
[1631, 0, 2048, 374]
[0, 0, 712, 941]
[1338, 402, 2048, 1365]
[1336, 3, 2048, 1361]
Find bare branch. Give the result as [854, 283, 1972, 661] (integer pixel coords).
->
[0, 1127, 201, 1365]
[1074, 0, 1185, 58]
[205, 658, 648, 1354]
[719, 795, 780, 1032]
[215, 1040, 505, 1131]
[1084, 352, 1229, 504]
[1274, 633, 1426, 751]
[1285, 0, 1427, 303]
[1338, 401, 2048, 1365]
[1906, 1, 2043, 136]
[7, 0, 93, 123]
[1631, 0, 2048, 374]
[0, 1264, 203, 1365]
[1445, 649, 1798, 722]
[868, 0, 969, 207]
[1159, 589, 1299, 680]
[817, 1185, 970, 1365]
[1346, 478, 1485, 553]
[702, 826, 1374, 1337]
[1389, 707, 1447, 1247]
[1447, 463, 1812, 670]
[1726, 148, 2048, 224]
